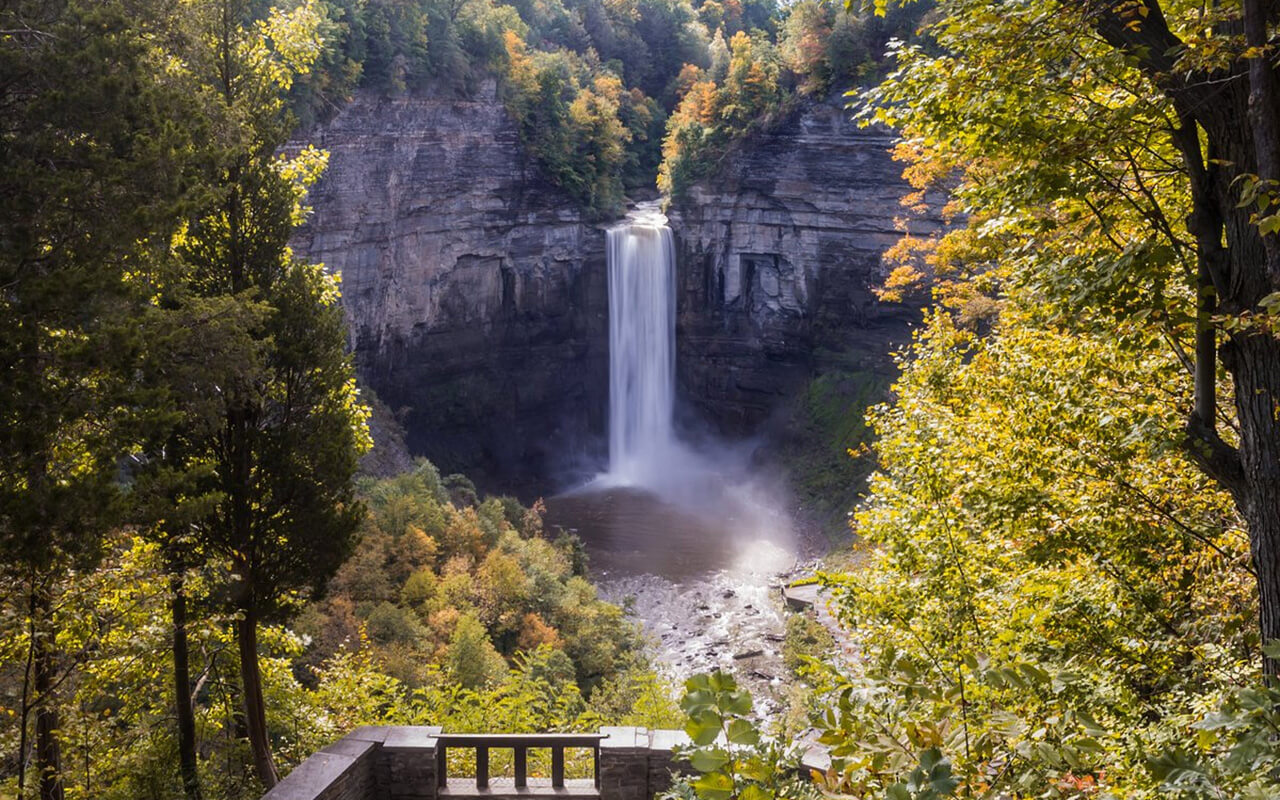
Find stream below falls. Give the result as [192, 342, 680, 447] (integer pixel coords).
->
[545, 479, 818, 716]
[542, 200, 817, 715]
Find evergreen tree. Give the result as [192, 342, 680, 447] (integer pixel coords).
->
[165, 0, 370, 787]
[0, 2, 195, 797]
[131, 292, 267, 800]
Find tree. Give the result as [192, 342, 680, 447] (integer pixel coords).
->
[780, 1, 834, 93]
[131, 294, 268, 800]
[817, 298, 1253, 795]
[169, 0, 370, 787]
[858, 0, 1280, 678]
[718, 31, 782, 134]
[0, 2, 194, 797]
[446, 613, 508, 688]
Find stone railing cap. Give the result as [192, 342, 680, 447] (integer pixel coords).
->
[598, 726, 645, 749]
[262, 749, 367, 800]
[347, 726, 392, 744]
[321, 737, 378, 760]
[383, 725, 443, 751]
[649, 729, 693, 752]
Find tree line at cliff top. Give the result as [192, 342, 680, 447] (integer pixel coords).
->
[287, 0, 933, 214]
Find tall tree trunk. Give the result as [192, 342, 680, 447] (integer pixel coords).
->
[235, 606, 277, 789]
[1093, 0, 1280, 677]
[1228, 334, 1280, 677]
[32, 590, 63, 800]
[171, 573, 203, 800]
[1212, 0, 1280, 678]
[17, 580, 36, 796]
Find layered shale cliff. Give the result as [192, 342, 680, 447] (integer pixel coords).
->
[667, 100, 944, 434]
[293, 84, 608, 489]
[296, 88, 937, 498]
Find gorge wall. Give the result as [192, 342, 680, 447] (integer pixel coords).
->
[295, 87, 937, 495]
[666, 100, 944, 434]
[293, 84, 609, 490]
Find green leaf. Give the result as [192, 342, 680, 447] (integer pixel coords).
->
[740, 785, 771, 800]
[719, 689, 753, 716]
[919, 747, 944, 772]
[886, 783, 912, 800]
[738, 755, 773, 782]
[685, 708, 724, 746]
[692, 771, 734, 800]
[707, 671, 737, 693]
[726, 718, 761, 746]
[682, 689, 717, 714]
[689, 748, 731, 773]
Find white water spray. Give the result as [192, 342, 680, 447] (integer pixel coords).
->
[554, 201, 797, 584]
[606, 203, 677, 485]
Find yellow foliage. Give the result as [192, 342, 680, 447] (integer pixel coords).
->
[875, 264, 927, 303]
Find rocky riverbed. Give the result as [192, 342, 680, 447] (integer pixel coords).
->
[597, 569, 798, 717]
[545, 481, 825, 714]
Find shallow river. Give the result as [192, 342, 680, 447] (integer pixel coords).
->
[545, 478, 812, 715]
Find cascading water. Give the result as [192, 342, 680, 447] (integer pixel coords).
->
[606, 203, 676, 485]
[550, 201, 800, 700]
[554, 199, 795, 578]
[548, 203, 800, 702]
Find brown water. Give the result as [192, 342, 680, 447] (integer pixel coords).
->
[544, 484, 797, 581]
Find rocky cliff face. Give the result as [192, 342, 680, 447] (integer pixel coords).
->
[296, 88, 937, 494]
[293, 84, 609, 490]
[666, 100, 944, 434]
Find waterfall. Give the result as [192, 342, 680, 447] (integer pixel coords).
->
[556, 202, 797, 580]
[606, 203, 676, 485]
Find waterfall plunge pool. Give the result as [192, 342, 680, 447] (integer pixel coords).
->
[542, 202, 811, 708]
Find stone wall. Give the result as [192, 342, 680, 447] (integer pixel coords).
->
[666, 100, 945, 433]
[292, 84, 609, 492]
[261, 729, 382, 800]
[380, 727, 441, 800]
[262, 726, 686, 800]
[597, 726, 686, 800]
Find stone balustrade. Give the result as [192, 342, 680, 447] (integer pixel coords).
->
[261, 726, 690, 800]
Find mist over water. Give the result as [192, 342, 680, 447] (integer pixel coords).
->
[551, 203, 798, 583]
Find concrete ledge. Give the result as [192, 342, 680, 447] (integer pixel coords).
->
[348, 726, 393, 744]
[383, 726, 443, 751]
[265, 739, 377, 800]
[323, 737, 381, 759]
[598, 726, 644, 750]
[646, 730, 690, 753]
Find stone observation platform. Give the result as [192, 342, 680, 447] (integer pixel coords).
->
[262, 726, 690, 800]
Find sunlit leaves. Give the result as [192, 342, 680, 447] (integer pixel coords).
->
[501, 30, 634, 217]
[258, 0, 326, 84]
[673, 672, 816, 800]
[813, 289, 1252, 795]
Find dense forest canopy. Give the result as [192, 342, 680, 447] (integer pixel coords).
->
[283, 0, 931, 213]
[786, 1, 1280, 799]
